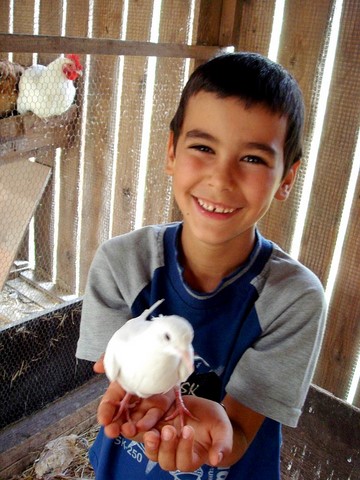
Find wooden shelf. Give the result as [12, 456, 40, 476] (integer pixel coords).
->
[0, 105, 78, 165]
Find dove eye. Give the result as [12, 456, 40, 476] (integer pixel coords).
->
[164, 333, 171, 341]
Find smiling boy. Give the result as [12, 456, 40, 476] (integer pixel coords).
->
[76, 52, 326, 479]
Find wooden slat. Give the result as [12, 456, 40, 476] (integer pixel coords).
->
[32, 1, 64, 284]
[55, 0, 89, 294]
[0, 160, 51, 289]
[78, 0, 124, 268]
[108, 0, 155, 242]
[236, 0, 276, 54]
[0, 33, 233, 58]
[299, 0, 360, 281]
[142, 0, 192, 227]
[219, 0, 242, 46]
[0, 0, 10, 57]
[33, 163, 55, 281]
[258, 0, 334, 252]
[300, 0, 360, 399]
[314, 174, 360, 402]
[77, 6, 125, 291]
[196, 0, 223, 49]
[7, 0, 33, 274]
[11, 0, 34, 67]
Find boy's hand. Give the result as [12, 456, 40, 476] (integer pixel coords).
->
[94, 357, 175, 439]
[143, 396, 233, 472]
[94, 356, 234, 471]
[93, 355, 105, 374]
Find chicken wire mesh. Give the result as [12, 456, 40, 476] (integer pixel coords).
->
[0, 50, 190, 430]
[0, 54, 83, 328]
[0, 301, 95, 429]
[0, 0, 200, 437]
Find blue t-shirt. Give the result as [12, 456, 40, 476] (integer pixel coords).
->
[77, 223, 326, 479]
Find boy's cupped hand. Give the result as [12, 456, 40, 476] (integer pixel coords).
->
[94, 356, 233, 471]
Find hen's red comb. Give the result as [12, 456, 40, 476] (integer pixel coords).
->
[66, 54, 83, 71]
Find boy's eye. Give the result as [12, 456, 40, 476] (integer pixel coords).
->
[191, 144, 213, 154]
[242, 155, 265, 165]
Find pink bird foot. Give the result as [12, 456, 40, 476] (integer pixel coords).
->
[105, 392, 139, 423]
[165, 386, 198, 430]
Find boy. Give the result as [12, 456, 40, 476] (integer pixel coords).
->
[76, 52, 326, 479]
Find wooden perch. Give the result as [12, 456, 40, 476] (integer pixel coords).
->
[0, 105, 78, 165]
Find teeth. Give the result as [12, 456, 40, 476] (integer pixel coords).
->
[197, 198, 235, 214]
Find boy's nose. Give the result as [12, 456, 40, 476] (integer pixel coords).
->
[207, 161, 235, 191]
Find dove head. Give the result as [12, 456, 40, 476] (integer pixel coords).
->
[152, 314, 195, 380]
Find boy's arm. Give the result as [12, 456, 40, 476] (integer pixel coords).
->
[220, 394, 265, 465]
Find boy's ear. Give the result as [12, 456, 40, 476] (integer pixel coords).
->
[165, 131, 176, 175]
[275, 160, 300, 201]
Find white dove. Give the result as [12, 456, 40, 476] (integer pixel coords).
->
[103, 299, 196, 428]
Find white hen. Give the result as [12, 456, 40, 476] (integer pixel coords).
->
[17, 54, 83, 118]
[103, 299, 196, 427]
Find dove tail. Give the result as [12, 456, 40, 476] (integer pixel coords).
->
[143, 298, 164, 319]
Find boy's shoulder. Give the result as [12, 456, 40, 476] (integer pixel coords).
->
[100, 222, 178, 255]
[267, 242, 323, 289]
[255, 238, 326, 319]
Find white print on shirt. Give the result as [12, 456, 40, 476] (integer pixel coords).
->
[114, 437, 157, 473]
[169, 467, 229, 479]
[169, 469, 203, 479]
[181, 380, 200, 396]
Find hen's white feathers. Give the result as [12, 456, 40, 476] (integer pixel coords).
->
[17, 55, 81, 118]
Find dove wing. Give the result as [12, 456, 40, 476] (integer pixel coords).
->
[103, 316, 153, 383]
[103, 329, 126, 382]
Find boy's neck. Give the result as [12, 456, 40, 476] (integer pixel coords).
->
[179, 227, 256, 293]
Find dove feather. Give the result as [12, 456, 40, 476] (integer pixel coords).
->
[103, 303, 194, 398]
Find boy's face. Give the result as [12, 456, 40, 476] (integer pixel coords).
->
[166, 92, 299, 251]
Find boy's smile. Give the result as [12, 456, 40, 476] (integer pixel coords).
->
[166, 92, 299, 270]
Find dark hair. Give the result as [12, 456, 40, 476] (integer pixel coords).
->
[170, 52, 304, 175]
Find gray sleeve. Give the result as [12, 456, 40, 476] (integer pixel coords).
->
[76, 241, 131, 362]
[76, 225, 165, 362]
[226, 252, 327, 427]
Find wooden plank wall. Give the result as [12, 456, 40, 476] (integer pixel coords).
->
[0, 0, 359, 408]
[239, 0, 360, 405]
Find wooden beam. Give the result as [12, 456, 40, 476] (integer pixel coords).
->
[0, 33, 233, 59]
[281, 384, 360, 478]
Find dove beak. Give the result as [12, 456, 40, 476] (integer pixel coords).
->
[182, 349, 194, 376]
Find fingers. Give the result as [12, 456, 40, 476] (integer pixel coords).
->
[136, 406, 167, 432]
[97, 381, 127, 438]
[158, 426, 178, 471]
[177, 425, 199, 471]
[93, 355, 105, 373]
[207, 418, 233, 467]
[144, 426, 178, 470]
[143, 429, 161, 461]
[144, 425, 203, 472]
[134, 391, 175, 432]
